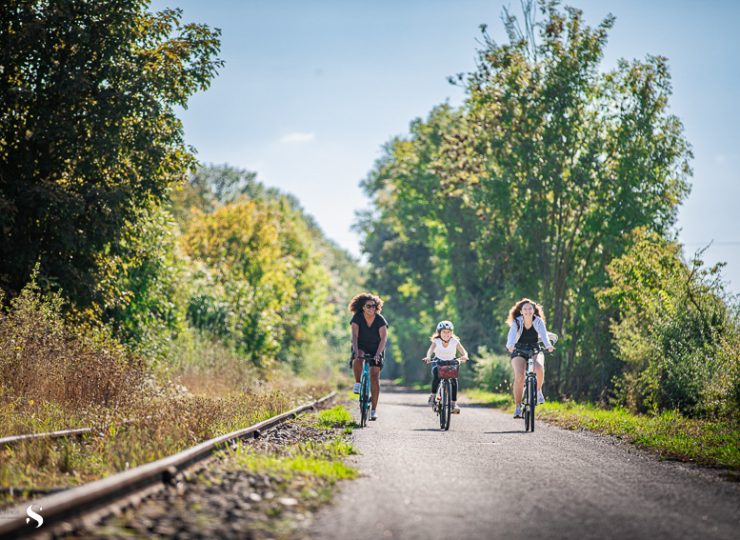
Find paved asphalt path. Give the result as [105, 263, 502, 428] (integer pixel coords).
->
[309, 387, 740, 540]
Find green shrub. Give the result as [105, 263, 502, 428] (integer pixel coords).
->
[471, 346, 513, 394]
[599, 229, 740, 419]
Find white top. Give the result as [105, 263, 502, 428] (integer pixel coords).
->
[433, 337, 459, 360]
[505, 315, 554, 349]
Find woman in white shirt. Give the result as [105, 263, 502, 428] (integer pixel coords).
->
[505, 298, 555, 418]
[422, 320, 469, 413]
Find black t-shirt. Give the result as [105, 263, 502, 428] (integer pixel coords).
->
[350, 312, 389, 355]
[517, 323, 539, 346]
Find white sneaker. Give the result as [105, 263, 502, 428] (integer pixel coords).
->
[452, 404, 461, 414]
[537, 391, 545, 405]
[514, 404, 523, 418]
[353, 382, 361, 394]
[370, 410, 378, 421]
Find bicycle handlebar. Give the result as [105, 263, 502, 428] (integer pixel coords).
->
[513, 343, 554, 358]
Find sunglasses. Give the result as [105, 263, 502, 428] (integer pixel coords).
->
[364, 304, 377, 309]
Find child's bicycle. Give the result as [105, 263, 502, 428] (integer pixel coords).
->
[357, 353, 374, 427]
[514, 338, 556, 432]
[425, 357, 461, 431]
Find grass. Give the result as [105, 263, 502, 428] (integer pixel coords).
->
[461, 386, 739, 471]
[0, 283, 339, 504]
[316, 405, 354, 431]
[228, 439, 358, 484]
[461, 388, 513, 408]
[0, 380, 331, 504]
[537, 401, 740, 470]
[223, 404, 358, 484]
[96, 404, 359, 540]
[211, 405, 358, 538]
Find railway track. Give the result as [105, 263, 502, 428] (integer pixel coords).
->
[0, 428, 93, 448]
[0, 414, 161, 449]
[0, 391, 336, 539]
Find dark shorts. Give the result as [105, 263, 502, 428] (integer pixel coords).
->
[510, 346, 537, 359]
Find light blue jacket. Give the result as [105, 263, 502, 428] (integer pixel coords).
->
[506, 315, 553, 349]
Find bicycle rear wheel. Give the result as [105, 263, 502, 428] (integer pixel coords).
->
[523, 380, 531, 432]
[443, 380, 452, 431]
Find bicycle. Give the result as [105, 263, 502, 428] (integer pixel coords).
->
[425, 357, 461, 431]
[357, 353, 374, 427]
[514, 339, 555, 432]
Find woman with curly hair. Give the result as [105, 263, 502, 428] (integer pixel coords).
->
[505, 298, 555, 419]
[349, 292, 388, 421]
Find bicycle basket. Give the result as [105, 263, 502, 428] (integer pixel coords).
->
[438, 364, 459, 379]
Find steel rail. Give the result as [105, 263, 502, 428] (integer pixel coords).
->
[0, 416, 157, 448]
[0, 428, 92, 448]
[0, 391, 336, 539]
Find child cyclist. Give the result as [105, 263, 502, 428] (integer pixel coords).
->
[422, 320, 469, 414]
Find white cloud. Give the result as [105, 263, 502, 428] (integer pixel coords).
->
[279, 132, 316, 144]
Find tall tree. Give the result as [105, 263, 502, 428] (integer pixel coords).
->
[450, 2, 691, 394]
[0, 1, 222, 305]
[172, 163, 362, 371]
[359, 1, 692, 398]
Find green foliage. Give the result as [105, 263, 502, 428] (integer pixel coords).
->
[471, 347, 514, 394]
[0, 1, 222, 307]
[598, 229, 740, 419]
[358, 1, 692, 403]
[357, 105, 470, 381]
[96, 205, 188, 363]
[2, 2, 359, 378]
[179, 186, 338, 369]
[171, 164, 360, 374]
[461, 388, 513, 408]
[172, 164, 265, 224]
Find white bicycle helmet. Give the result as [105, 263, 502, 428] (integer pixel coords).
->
[436, 320, 454, 331]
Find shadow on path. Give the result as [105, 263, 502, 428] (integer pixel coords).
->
[379, 383, 427, 394]
[460, 401, 511, 409]
[396, 402, 436, 408]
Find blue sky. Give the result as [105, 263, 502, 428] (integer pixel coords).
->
[150, 0, 740, 294]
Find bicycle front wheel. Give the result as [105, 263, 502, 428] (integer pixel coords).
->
[359, 373, 369, 427]
[527, 378, 537, 432]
